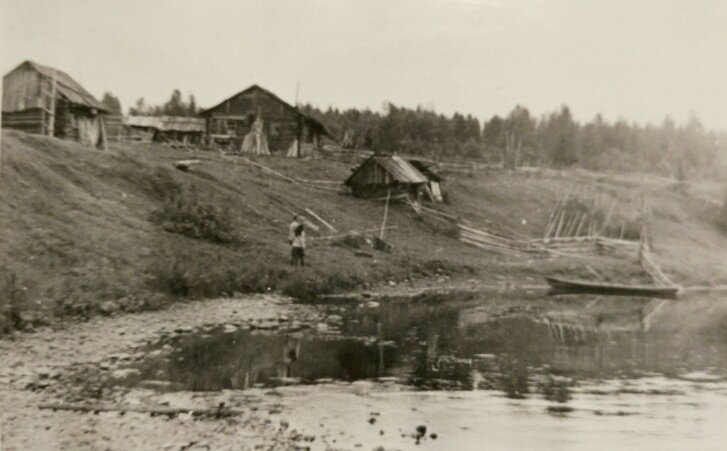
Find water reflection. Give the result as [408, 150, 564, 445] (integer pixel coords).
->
[129, 300, 727, 397]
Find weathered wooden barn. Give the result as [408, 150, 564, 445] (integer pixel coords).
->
[344, 154, 429, 198]
[199, 85, 331, 155]
[2, 61, 109, 148]
[125, 116, 205, 144]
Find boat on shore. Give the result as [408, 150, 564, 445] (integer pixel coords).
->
[546, 277, 680, 300]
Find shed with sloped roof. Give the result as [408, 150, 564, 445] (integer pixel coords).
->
[344, 154, 429, 198]
[125, 115, 205, 144]
[2, 60, 109, 148]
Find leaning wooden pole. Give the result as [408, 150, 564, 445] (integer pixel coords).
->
[380, 189, 391, 240]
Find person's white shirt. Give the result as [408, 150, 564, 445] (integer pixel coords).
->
[289, 220, 300, 242]
[292, 231, 305, 248]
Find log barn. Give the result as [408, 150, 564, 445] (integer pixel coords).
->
[344, 154, 429, 199]
[2, 60, 109, 149]
[199, 85, 330, 156]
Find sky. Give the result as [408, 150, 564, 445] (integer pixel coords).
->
[1, 0, 726, 130]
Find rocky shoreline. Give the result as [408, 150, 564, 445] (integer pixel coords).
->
[0, 294, 323, 451]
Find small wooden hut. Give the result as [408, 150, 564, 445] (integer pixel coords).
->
[199, 84, 331, 155]
[344, 154, 429, 198]
[2, 61, 109, 148]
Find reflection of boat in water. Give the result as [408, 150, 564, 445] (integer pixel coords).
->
[546, 277, 679, 300]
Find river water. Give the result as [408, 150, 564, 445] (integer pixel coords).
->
[126, 296, 727, 450]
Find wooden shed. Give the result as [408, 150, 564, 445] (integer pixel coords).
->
[125, 116, 205, 144]
[199, 85, 331, 156]
[2, 60, 109, 148]
[344, 154, 429, 198]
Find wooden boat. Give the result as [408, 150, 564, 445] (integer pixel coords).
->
[546, 277, 680, 300]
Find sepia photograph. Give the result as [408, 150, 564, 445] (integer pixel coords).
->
[1, 0, 726, 449]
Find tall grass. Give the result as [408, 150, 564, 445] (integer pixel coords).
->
[0, 271, 25, 333]
[147, 240, 291, 298]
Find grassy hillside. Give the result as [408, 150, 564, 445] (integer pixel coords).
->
[1, 129, 725, 332]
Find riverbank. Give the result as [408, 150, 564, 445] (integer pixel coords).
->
[0, 294, 315, 450]
[5, 129, 726, 334]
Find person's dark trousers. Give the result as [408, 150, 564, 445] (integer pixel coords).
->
[291, 247, 305, 266]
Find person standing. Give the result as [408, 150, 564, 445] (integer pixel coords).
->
[289, 214, 300, 244]
[291, 224, 306, 266]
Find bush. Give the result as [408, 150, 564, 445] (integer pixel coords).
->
[150, 185, 238, 244]
[148, 167, 183, 200]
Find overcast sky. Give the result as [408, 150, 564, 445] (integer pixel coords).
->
[1, 0, 725, 130]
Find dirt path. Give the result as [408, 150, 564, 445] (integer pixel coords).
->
[0, 294, 321, 451]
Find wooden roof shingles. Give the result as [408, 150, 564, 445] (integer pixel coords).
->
[22, 61, 109, 112]
[126, 116, 205, 132]
[345, 154, 428, 187]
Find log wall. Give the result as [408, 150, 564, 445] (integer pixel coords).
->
[1, 109, 46, 134]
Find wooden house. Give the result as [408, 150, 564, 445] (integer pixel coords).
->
[199, 85, 331, 155]
[344, 154, 429, 198]
[2, 61, 109, 148]
[125, 116, 205, 144]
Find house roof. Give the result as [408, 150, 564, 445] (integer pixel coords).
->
[126, 115, 205, 132]
[200, 84, 332, 137]
[345, 154, 429, 187]
[20, 61, 109, 112]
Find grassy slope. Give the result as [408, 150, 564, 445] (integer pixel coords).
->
[1, 129, 725, 329]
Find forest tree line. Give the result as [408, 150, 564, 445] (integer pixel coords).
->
[300, 102, 726, 180]
[100, 90, 725, 179]
[101, 90, 198, 118]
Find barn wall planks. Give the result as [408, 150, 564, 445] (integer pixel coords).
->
[201, 85, 326, 153]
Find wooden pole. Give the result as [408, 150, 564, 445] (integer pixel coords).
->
[305, 208, 337, 233]
[567, 212, 583, 237]
[47, 72, 57, 137]
[554, 209, 566, 238]
[574, 213, 588, 237]
[99, 115, 108, 151]
[308, 226, 398, 241]
[380, 189, 391, 240]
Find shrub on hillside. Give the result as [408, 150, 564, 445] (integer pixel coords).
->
[148, 167, 183, 200]
[150, 186, 237, 244]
